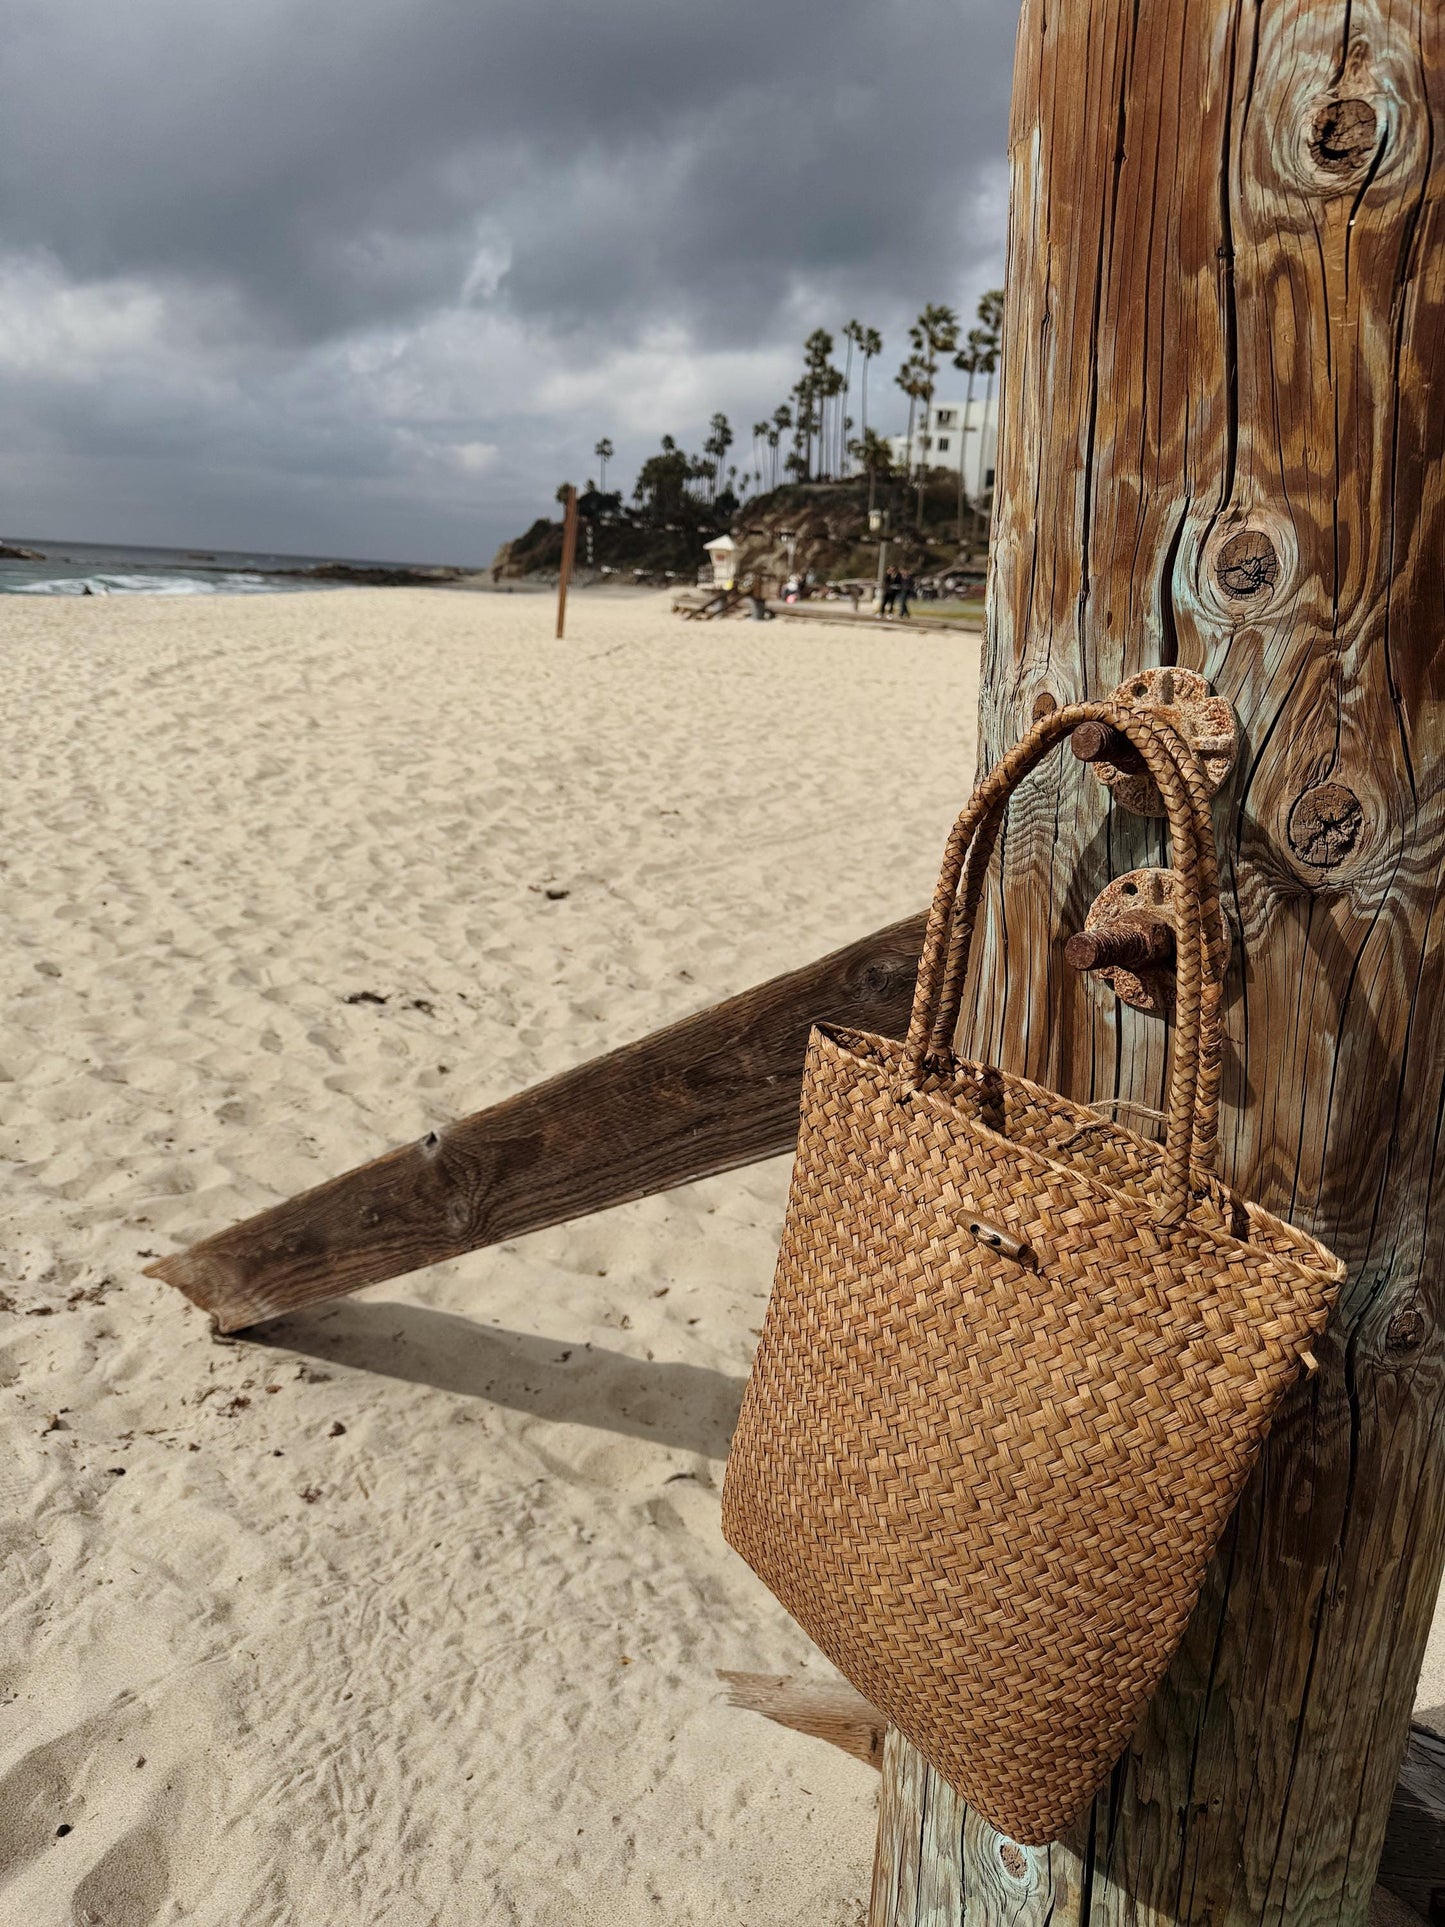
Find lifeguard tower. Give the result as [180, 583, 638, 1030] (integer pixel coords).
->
[703, 533, 737, 591]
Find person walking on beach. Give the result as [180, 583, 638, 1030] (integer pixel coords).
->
[880, 566, 899, 617]
[897, 569, 915, 619]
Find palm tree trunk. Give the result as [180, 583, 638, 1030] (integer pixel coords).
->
[916, 363, 934, 531]
[956, 365, 976, 544]
[842, 340, 854, 475]
[963, 366, 977, 503]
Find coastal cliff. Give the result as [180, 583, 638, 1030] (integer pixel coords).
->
[490, 477, 987, 588]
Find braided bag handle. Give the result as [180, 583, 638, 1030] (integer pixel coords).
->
[900, 703, 1225, 1229]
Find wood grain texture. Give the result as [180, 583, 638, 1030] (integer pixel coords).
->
[148, 914, 924, 1332]
[873, 0, 1445, 1920]
[871, 1727, 966, 1927]
[717, 1672, 887, 1768]
[555, 483, 578, 639]
[748, 1682, 1445, 1923]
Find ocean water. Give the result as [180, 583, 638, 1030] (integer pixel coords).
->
[0, 538, 444, 596]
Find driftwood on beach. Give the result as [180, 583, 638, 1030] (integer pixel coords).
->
[148, 913, 925, 1332]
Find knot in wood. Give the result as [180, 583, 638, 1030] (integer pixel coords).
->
[1308, 97, 1378, 173]
[1288, 783, 1364, 867]
[1386, 1307, 1427, 1354]
[1216, 531, 1280, 600]
[998, 1841, 1029, 1879]
[860, 962, 904, 999]
[1030, 690, 1058, 720]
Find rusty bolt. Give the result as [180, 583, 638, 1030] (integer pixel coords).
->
[1070, 720, 1148, 774]
[1216, 531, 1280, 600]
[1066, 917, 1176, 974]
[1288, 782, 1364, 867]
[1308, 97, 1378, 173]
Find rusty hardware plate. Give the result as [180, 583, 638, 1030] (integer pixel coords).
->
[1086, 667, 1238, 817]
[1082, 867, 1231, 1016]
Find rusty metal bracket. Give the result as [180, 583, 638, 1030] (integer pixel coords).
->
[1068, 866, 1230, 1016]
[1071, 667, 1238, 816]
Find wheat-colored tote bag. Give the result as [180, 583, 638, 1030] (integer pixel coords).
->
[722, 702, 1345, 1845]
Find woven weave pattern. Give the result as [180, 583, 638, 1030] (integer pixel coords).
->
[721, 703, 1345, 1844]
[722, 1028, 1340, 1842]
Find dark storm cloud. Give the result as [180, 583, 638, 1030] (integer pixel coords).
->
[0, 0, 1017, 558]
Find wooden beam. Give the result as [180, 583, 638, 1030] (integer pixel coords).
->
[718, 1672, 887, 1769]
[873, 0, 1445, 1918]
[147, 914, 924, 1332]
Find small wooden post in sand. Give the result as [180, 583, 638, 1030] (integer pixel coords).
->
[555, 484, 579, 639]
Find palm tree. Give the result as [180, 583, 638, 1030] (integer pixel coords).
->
[593, 437, 614, 493]
[771, 405, 792, 489]
[895, 354, 928, 490]
[791, 373, 821, 480]
[849, 428, 894, 514]
[821, 365, 846, 480]
[952, 331, 985, 539]
[801, 330, 835, 479]
[915, 304, 959, 426]
[974, 289, 1005, 522]
[911, 304, 960, 527]
[704, 413, 734, 503]
[976, 338, 1000, 525]
[857, 326, 883, 448]
[751, 420, 770, 486]
[841, 322, 863, 474]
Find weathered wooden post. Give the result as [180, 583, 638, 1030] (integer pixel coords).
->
[871, 0, 1445, 1921]
[555, 483, 578, 639]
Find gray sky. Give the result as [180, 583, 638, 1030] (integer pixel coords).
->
[0, 0, 1017, 563]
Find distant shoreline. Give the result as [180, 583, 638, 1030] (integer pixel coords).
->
[0, 537, 492, 597]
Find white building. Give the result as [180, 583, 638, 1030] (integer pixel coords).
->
[889, 396, 998, 501]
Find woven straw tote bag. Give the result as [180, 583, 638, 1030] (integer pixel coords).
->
[722, 702, 1345, 1845]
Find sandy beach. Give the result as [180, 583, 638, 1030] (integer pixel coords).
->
[1, 588, 981, 1925]
[4, 586, 1441, 1926]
